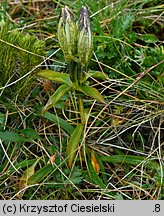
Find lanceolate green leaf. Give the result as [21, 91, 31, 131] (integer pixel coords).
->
[43, 112, 75, 135]
[42, 84, 70, 113]
[88, 159, 106, 189]
[18, 158, 40, 191]
[99, 155, 159, 171]
[1, 159, 37, 181]
[0, 131, 30, 142]
[80, 85, 105, 104]
[66, 124, 84, 169]
[28, 164, 54, 184]
[85, 146, 106, 188]
[36, 70, 72, 86]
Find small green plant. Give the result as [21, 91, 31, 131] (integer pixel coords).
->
[1, 1, 163, 200]
[0, 18, 45, 99]
[36, 6, 105, 169]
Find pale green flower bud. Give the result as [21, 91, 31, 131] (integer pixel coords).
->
[57, 6, 77, 64]
[77, 6, 93, 68]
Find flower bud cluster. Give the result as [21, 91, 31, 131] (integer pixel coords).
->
[58, 6, 93, 71]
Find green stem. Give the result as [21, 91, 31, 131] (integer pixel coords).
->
[69, 61, 85, 124]
[78, 94, 85, 124]
[74, 62, 79, 88]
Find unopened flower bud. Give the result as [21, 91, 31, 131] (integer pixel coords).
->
[77, 6, 93, 68]
[58, 6, 77, 63]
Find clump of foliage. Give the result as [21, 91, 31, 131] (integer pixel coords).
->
[0, 18, 45, 99]
[36, 6, 106, 169]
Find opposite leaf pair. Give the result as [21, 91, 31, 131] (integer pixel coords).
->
[37, 69, 105, 114]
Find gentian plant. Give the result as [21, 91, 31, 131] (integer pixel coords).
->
[36, 6, 105, 169]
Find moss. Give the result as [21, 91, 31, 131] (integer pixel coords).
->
[0, 19, 45, 100]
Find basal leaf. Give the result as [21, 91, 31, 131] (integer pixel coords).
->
[88, 159, 106, 189]
[11, 160, 36, 174]
[36, 70, 72, 86]
[91, 150, 100, 173]
[18, 158, 40, 196]
[66, 124, 84, 169]
[1, 159, 37, 181]
[28, 164, 54, 184]
[42, 84, 70, 113]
